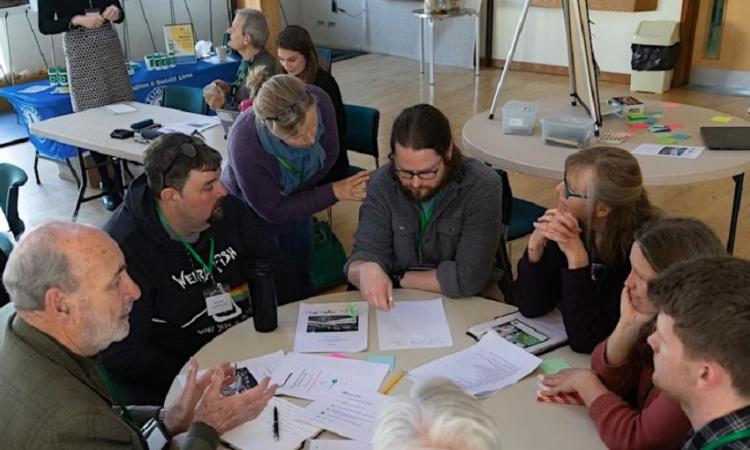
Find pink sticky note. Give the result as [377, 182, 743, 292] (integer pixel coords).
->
[329, 352, 354, 359]
[665, 122, 683, 129]
[628, 122, 649, 129]
[662, 102, 679, 109]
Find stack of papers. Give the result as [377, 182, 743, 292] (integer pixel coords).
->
[222, 397, 321, 450]
[105, 103, 137, 114]
[176, 350, 285, 388]
[270, 353, 390, 401]
[408, 331, 541, 397]
[297, 387, 389, 443]
[376, 298, 453, 350]
[632, 143, 704, 160]
[294, 302, 369, 353]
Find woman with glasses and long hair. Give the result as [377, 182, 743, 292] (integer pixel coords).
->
[539, 218, 724, 450]
[513, 146, 661, 353]
[222, 75, 369, 299]
[276, 25, 349, 183]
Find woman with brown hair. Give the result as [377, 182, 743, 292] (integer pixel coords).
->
[513, 146, 661, 353]
[539, 218, 724, 450]
[276, 25, 349, 183]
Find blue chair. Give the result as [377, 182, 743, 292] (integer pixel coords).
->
[316, 47, 333, 74]
[0, 163, 27, 238]
[162, 85, 209, 115]
[495, 169, 546, 242]
[344, 104, 380, 175]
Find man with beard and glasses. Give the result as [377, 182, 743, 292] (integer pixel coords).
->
[102, 133, 292, 405]
[346, 104, 504, 311]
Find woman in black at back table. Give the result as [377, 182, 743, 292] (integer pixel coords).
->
[276, 25, 349, 183]
[38, 0, 131, 211]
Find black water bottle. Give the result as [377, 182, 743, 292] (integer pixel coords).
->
[249, 261, 278, 332]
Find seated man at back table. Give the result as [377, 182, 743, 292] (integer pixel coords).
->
[101, 132, 298, 405]
[203, 8, 279, 111]
[0, 222, 277, 449]
[346, 104, 504, 311]
[647, 255, 750, 450]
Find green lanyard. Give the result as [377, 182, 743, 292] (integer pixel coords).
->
[95, 363, 136, 426]
[235, 60, 250, 87]
[274, 155, 304, 181]
[156, 206, 215, 280]
[701, 428, 750, 450]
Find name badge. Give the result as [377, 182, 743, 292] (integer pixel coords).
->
[204, 283, 233, 316]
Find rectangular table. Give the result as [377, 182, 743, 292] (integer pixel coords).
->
[29, 102, 227, 219]
[0, 57, 239, 162]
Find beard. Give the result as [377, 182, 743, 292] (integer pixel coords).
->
[207, 196, 226, 224]
[398, 176, 449, 202]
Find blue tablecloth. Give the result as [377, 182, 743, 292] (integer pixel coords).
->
[0, 57, 240, 160]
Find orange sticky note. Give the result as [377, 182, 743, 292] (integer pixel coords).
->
[665, 122, 683, 129]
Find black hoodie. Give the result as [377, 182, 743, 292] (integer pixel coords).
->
[101, 175, 289, 405]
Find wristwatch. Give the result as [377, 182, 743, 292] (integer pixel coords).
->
[156, 407, 172, 438]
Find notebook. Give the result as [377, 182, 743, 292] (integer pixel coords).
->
[466, 309, 567, 355]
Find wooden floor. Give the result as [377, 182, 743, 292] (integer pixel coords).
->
[3, 53, 750, 265]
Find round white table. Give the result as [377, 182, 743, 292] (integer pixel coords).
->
[463, 98, 750, 253]
[168, 289, 604, 450]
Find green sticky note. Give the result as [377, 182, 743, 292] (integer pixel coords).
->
[646, 117, 657, 124]
[368, 355, 396, 370]
[659, 137, 678, 145]
[541, 358, 571, 375]
[673, 133, 691, 141]
[347, 303, 359, 317]
[711, 115, 733, 124]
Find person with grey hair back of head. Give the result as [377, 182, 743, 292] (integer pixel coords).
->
[203, 8, 279, 111]
[0, 222, 277, 450]
[372, 378, 502, 450]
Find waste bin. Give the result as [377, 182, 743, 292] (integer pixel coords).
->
[630, 21, 680, 94]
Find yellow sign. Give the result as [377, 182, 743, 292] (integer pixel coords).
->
[163, 23, 197, 65]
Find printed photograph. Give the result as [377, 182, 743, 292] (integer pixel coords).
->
[492, 320, 549, 348]
[307, 314, 359, 332]
[658, 146, 688, 156]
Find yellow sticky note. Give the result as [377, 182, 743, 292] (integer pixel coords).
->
[659, 137, 677, 145]
[711, 115, 733, 124]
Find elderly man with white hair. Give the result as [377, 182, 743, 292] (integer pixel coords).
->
[373, 378, 501, 450]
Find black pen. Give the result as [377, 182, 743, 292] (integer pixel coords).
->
[273, 406, 280, 441]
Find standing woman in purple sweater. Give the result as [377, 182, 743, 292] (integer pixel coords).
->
[222, 75, 369, 299]
[513, 147, 661, 353]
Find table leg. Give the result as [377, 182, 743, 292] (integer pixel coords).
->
[429, 18, 435, 86]
[727, 173, 744, 254]
[475, 14, 480, 77]
[419, 16, 425, 74]
[72, 148, 89, 221]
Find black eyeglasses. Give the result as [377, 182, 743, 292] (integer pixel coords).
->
[563, 170, 588, 199]
[394, 165, 441, 181]
[161, 131, 204, 188]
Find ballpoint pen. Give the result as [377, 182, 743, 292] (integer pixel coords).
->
[273, 406, 280, 441]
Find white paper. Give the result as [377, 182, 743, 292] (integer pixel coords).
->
[294, 302, 368, 353]
[18, 84, 51, 94]
[270, 353, 389, 401]
[297, 387, 389, 443]
[632, 143, 704, 160]
[105, 103, 137, 114]
[176, 350, 286, 388]
[467, 309, 568, 355]
[308, 440, 372, 450]
[222, 397, 321, 450]
[408, 331, 541, 397]
[376, 298, 453, 350]
[160, 117, 221, 135]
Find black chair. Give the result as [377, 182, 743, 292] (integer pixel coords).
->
[0, 163, 28, 238]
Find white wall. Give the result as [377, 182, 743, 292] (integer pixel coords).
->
[1, 0, 232, 76]
[492, 0, 683, 74]
[285, 0, 482, 69]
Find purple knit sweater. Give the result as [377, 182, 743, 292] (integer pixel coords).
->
[221, 84, 339, 232]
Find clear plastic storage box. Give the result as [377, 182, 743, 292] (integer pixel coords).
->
[502, 101, 539, 135]
[541, 115, 595, 148]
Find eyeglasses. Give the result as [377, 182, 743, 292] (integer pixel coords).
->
[563, 170, 588, 199]
[161, 131, 204, 188]
[394, 165, 441, 181]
